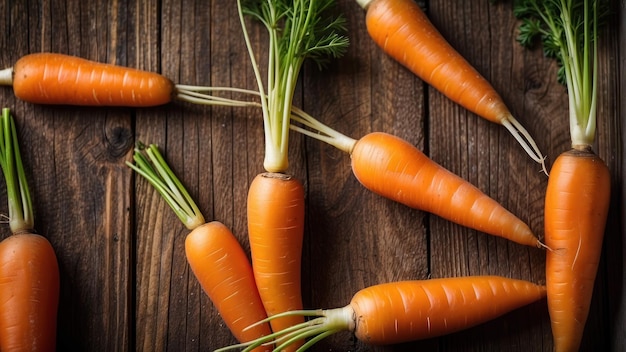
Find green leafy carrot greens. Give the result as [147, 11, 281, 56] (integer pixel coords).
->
[238, 0, 349, 172]
[514, 1, 611, 351]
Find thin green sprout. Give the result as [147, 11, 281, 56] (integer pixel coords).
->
[126, 143, 204, 230]
[0, 108, 34, 233]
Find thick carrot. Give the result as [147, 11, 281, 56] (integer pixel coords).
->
[351, 132, 541, 247]
[127, 144, 272, 350]
[247, 172, 306, 351]
[0, 234, 60, 352]
[217, 276, 546, 350]
[544, 148, 610, 351]
[0, 108, 59, 352]
[355, 0, 545, 169]
[0, 53, 174, 107]
[513, 2, 611, 350]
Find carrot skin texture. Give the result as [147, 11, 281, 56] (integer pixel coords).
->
[0, 233, 60, 352]
[247, 173, 305, 351]
[351, 132, 539, 247]
[351, 276, 546, 344]
[184, 221, 272, 350]
[364, 0, 510, 124]
[10, 53, 174, 107]
[544, 149, 610, 352]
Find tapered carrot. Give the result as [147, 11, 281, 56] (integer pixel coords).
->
[351, 132, 540, 247]
[216, 275, 546, 351]
[355, 0, 545, 171]
[514, 1, 611, 350]
[0, 108, 59, 352]
[0, 53, 175, 107]
[127, 144, 271, 350]
[544, 149, 610, 351]
[247, 172, 305, 348]
[290, 106, 542, 247]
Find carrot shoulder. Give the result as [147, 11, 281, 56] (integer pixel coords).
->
[544, 148, 610, 351]
[1, 53, 174, 107]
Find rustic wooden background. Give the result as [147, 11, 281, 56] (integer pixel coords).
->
[0, 0, 623, 351]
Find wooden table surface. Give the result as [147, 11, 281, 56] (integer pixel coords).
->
[1, 0, 624, 351]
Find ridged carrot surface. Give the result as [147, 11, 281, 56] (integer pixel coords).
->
[351, 276, 546, 344]
[0, 233, 60, 352]
[544, 149, 611, 352]
[8, 53, 174, 107]
[351, 132, 540, 247]
[247, 172, 305, 351]
[185, 222, 272, 351]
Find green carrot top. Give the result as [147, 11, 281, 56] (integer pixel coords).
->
[127, 143, 205, 230]
[0, 108, 34, 234]
[514, 0, 609, 148]
[238, 0, 349, 173]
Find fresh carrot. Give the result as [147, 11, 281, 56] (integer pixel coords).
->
[544, 149, 609, 351]
[0, 108, 60, 352]
[515, 1, 611, 350]
[354, 0, 546, 171]
[127, 144, 271, 350]
[247, 173, 305, 339]
[0, 53, 175, 107]
[237, 1, 348, 350]
[216, 276, 547, 351]
[288, 108, 542, 248]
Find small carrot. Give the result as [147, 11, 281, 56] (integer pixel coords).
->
[216, 276, 547, 351]
[355, 0, 546, 171]
[289, 109, 542, 247]
[127, 144, 272, 350]
[247, 172, 306, 342]
[0, 53, 175, 107]
[515, 1, 611, 350]
[0, 108, 60, 352]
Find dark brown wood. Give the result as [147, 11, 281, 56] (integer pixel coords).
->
[0, 0, 622, 351]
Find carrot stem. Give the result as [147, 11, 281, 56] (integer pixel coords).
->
[0, 68, 11, 86]
[0, 108, 34, 233]
[126, 143, 204, 230]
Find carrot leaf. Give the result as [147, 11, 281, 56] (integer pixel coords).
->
[0, 108, 34, 234]
[238, 0, 348, 172]
[514, 0, 609, 147]
[126, 143, 205, 230]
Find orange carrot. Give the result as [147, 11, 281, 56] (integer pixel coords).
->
[236, 1, 347, 351]
[218, 276, 546, 350]
[247, 172, 306, 350]
[291, 110, 542, 247]
[127, 144, 272, 350]
[0, 234, 60, 352]
[355, 0, 545, 170]
[185, 222, 272, 348]
[544, 149, 610, 351]
[0, 53, 175, 107]
[0, 108, 60, 352]
[351, 132, 541, 247]
[514, 1, 611, 350]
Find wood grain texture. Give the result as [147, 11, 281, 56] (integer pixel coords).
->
[0, 0, 622, 351]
